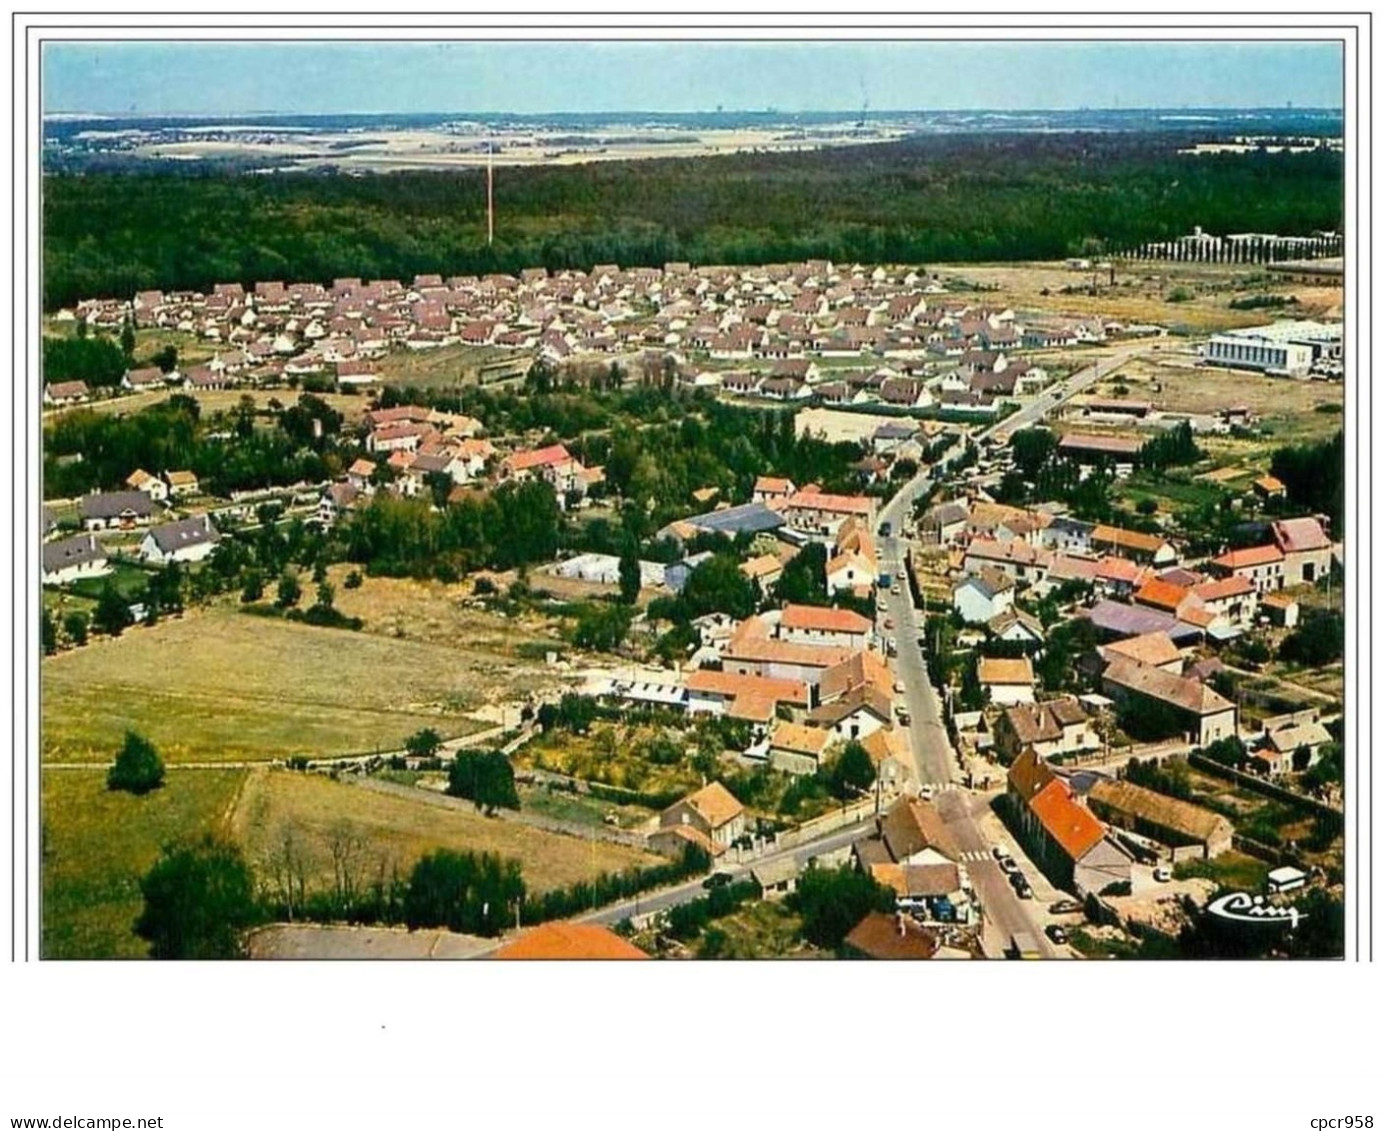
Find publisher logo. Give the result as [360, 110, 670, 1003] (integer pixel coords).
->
[1207, 890, 1307, 930]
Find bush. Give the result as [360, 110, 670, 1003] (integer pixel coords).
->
[134, 836, 259, 959]
[343, 569, 363, 589]
[789, 865, 895, 950]
[107, 730, 165, 795]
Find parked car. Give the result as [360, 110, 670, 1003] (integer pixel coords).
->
[1014, 882, 1034, 900]
[992, 844, 1012, 861]
[1153, 866, 1173, 883]
[884, 617, 894, 630]
[1045, 924, 1069, 945]
[1000, 857, 1020, 875]
[894, 680, 906, 694]
[702, 872, 733, 890]
[891, 584, 901, 595]
[1048, 899, 1084, 916]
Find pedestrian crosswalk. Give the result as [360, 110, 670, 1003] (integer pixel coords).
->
[919, 781, 961, 795]
[958, 849, 992, 864]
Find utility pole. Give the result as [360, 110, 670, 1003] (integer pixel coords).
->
[486, 134, 495, 247]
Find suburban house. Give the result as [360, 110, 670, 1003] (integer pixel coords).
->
[878, 796, 960, 865]
[499, 443, 588, 499]
[752, 475, 797, 506]
[1208, 544, 1286, 594]
[1087, 778, 1234, 860]
[986, 607, 1046, 649]
[125, 469, 170, 503]
[80, 490, 156, 531]
[1101, 656, 1239, 746]
[805, 685, 892, 743]
[41, 533, 110, 586]
[842, 913, 940, 960]
[122, 366, 168, 391]
[1090, 524, 1177, 565]
[766, 721, 836, 776]
[952, 568, 1015, 624]
[654, 782, 747, 856]
[962, 538, 1052, 584]
[1258, 712, 1334, 773]
[740, 554, 784, 595]
[977, 656, 1037, 706]
[318, 482, 361, 526]
[43, 380, 91, 407]
[164, 470, 200, 498]
[1271, 517, 1334, 587]
[993, 697, 1098, 763]
[139, 514, 221, 565]
[777, 604, 874, 650]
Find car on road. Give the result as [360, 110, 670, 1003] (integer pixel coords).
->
[1045, 924, 1069, 946]
[702, 872, 733, 890]
[891, 584, 901, 595]
[880, 521, 892, 537]
[886, 638, 897, 656]
[999, 856, 1020, 875]
[894, 680, 906, 694]
[884, 617, 894, 630]
[894, 706, 911, 725]
[1013, 881, 1034, 900]
[917, 784, 934, 801]
[1049, 899, 1084, 916]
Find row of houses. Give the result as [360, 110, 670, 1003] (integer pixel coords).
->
[41, 514, 221, 584]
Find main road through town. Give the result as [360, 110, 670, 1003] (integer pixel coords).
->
[867, 343, 1155, 955]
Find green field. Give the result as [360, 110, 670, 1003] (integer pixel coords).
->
[42, 767, 247, 958]
[41, 604, 504, 763]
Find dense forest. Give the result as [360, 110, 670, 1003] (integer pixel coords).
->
[42, 132, 1343, 308]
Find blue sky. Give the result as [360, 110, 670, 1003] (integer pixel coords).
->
[43, 40, 1343, 116]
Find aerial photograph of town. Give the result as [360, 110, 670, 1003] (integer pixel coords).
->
[35, 37, 1348, 962]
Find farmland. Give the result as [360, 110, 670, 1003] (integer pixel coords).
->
[230, 768, 660, 895]
[40, 601, 549, 763]
[41, 767, 247, 958]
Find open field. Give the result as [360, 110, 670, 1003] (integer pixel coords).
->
[231, 768, 660, 896]
[41, 767, 247, 958]
[43, 386, 372, 425]
[936, 260, 1342, 335]
[40, 602, 541, 763]
[374, 343, 531, 388]
[327, 566, 566, 653]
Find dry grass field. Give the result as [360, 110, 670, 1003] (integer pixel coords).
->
[41, 767, 248, 958]
[327, 567, 565, 654]
[936, 260, 1342, 334]
[39, 603, 535, 763]
[231, 768, 659, 896]
[373, 343, 530, 389]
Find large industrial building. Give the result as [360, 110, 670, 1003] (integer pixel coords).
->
[1203, 319, 1342, 378]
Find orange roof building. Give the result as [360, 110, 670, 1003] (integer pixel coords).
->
[492, 922, 648, 961]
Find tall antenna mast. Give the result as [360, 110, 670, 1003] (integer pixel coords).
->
[486, 133, 495, 247]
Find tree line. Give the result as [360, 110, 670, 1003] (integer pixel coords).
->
[43, 132, 1342, 309]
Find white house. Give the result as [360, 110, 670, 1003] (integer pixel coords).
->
[952, 568, 1015, 625]
[139, 515, 221, 565]
[41, 533, 110, 586]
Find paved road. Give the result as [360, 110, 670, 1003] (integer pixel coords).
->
[879, 572, 954, 785]
[936, 789, 1053, 958]
[577, 820, 873, 927]
[980, 340, 1155, 445]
